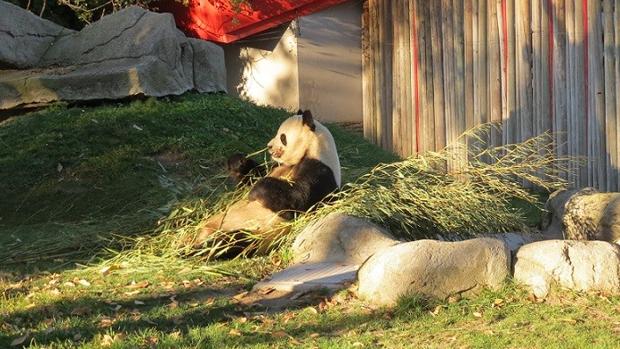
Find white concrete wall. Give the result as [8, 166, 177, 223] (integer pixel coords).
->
[224, 24, 300, 111]
[223, 0, 363, 123]
[297, 1, 363, 123]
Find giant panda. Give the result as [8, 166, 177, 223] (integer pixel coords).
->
[193, 109, 341, 249]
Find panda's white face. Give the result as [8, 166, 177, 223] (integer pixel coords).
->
[267, 110, 342, 187]
[267, 115, 313, 166]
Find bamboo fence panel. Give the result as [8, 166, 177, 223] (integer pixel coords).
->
[362, 0, 620, 191]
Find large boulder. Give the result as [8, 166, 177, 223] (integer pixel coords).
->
[543, 188, 620, 243]
[0, 1, 74, 69]
[0, 5, 226, 110]
[291, 213, 399, 264]
[514, 240, 620, 297]
[357, 238, 511, 306]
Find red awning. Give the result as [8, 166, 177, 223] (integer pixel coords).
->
[157, 0, 349, 44]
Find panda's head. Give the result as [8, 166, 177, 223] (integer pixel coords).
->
[267, 110, 341, 187]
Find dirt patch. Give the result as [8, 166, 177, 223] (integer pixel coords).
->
[152, 150, 187, 170]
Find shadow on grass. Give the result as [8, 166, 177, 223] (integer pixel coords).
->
[0, 285, 242, 347]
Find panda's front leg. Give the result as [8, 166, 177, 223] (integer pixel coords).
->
[226, 153, 266, 185]
[248, 177, 308, 220]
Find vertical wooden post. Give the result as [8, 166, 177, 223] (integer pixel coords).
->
[602, 0, 617, 191]
[430, 0, 446, 152]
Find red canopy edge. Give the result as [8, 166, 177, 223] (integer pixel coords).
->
[156, 0, 349, 44]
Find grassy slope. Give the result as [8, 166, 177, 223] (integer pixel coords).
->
[0, 94, 396, 270]
[1, 94, 618, 348]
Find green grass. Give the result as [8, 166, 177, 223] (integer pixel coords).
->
[0, 93, 396, 271]
[3, 93, 616, 348]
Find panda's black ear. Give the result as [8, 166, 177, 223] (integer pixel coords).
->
[296, 109, 303, 115]
[302, 110, 316, 131]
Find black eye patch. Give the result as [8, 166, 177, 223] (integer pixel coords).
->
[280, 133, 287, 146]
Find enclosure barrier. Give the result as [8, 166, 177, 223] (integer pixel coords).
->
[362, 0, 620, 191]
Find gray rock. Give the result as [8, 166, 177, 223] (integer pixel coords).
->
[0, 57, 194, 108]
[0, 1, 74, 69]
[39, 7, 186, 67]
[543, 188, 620, 243]
[291, 213, 399, 264]
[189, 38, 227, 93]
[357, 238, 511, 306]
[485, 232, 540, 253]
[513, 240, 620, 297]
[0, 6, 226, 110]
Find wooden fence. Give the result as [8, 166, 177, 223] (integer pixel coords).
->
[362, 0, 620, 191]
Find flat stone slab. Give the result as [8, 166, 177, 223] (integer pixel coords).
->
[253, 262, 359, 293]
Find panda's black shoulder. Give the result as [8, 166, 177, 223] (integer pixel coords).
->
[295, 157, 338, 199]
[296, 158, 336, 183]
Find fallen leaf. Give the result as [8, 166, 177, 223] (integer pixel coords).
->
[100, 265, 120, 276]
[352, 342, 364, 347]
[49, 288, 61, 296]
[78, 279, 91, 287]
[63, 281, 75, 287]
[493, 298, 504, 307]
[99, 317, 114, 328]
[101, 333, 125, 347]
[145, 336, 159, 348]
[160, 281, 175, 290]
[282, 312, 295, 324]
[57, 163, 63, 172]
[11, 333, 30, 346]
[229, 329, 242, 336]
[134, 300, 145, 305]
[233, 291, 248, 301]
[124, 290, 141, 296]
[272, 330, 287, 338]
[473, 311, 483, 318]
[310, 333, 320, 338]
[127, 280, 149, 289]
[430, 305, 442, 316]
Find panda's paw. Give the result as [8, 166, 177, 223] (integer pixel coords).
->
[226, 153, 262, 184]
